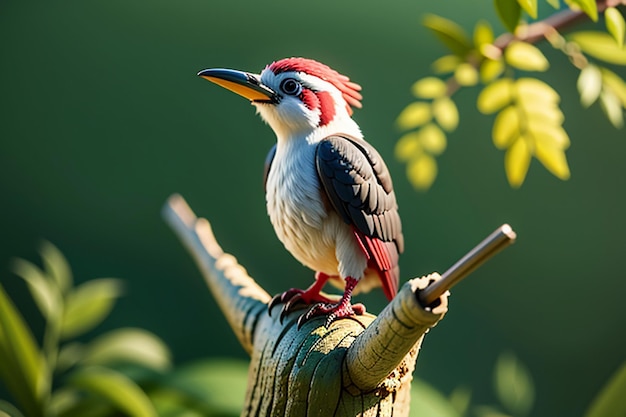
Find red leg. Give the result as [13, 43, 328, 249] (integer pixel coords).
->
[268, 272, 338, 320]
[298, 277, 366, 328]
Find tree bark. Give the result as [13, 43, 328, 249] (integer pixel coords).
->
[163, 194, 448, 417]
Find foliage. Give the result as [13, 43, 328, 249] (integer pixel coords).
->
[410, 352, 626, 417]
[0, 241, 168, 416]
[396, 1, 626, 190]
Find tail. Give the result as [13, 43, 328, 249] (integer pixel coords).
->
[352, 229, 400, 301]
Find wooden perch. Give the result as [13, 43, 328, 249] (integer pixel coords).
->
[163, 194, 515, 416]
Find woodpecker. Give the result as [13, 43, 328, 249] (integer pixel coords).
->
[198, 58, 403, 325]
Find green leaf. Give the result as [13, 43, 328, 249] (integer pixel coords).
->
[546, 0, 561, 9]
[432, 97, 459, 131]
[61, 279, 123, 339]
[39, 241, 73, 294]
[505, 137, 532, 187]
[534, 135, 571, 179]
[568, 31, 626, 65]
[494, 0, 522, 33]
[81, 328, 172, 371]
[448, 386, 472, 416]
[606, 7, 626, 48]
[422, 14, 473, 56]
[395, 132, 422, 161]
[432, 55, 462, 74]
[584, 362, 626, 417]
[162, 359, 249, 416]
[0, 400, 26, 417]
[493, 351, 535, 415]
[480, 59, 505, 83]
[477, 78, 514, 114]
[569, 0, 598, 21]
[409, 378, 460, 417]
[493, 105, 519, 149]
[515, 77, 560, 104]
[599, 90, 625, 128]
[601, 68, 626, 106]
[70, 367, 158, 417]
[474, 21, 494, 47]
[505, 41, 550, 71]
[0, 284, 47, 417]
[577, 64, 603, 107]
[454, 63, 479, 86]
[517, 0, 538, 18]
[11, 258, 61, 320]
[473, 405, 512, 417]
[419, 124, 447, 155]
[412, 77, 447, 99]
[396, 102, 432, 130]
[407, 154, 438, 190]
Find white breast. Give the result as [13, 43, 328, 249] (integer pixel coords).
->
[265, 139, 370, 287]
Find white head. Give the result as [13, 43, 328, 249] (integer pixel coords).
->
[199, 58, 364, 142]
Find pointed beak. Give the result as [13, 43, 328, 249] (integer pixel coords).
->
[197, 68, 277, 103]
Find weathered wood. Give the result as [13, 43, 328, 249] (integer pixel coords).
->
[163, 194, 449, 416]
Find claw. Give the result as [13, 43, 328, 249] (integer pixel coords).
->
[296, 301, 366, 329]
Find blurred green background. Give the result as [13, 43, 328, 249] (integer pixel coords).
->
[1, 0, 625, 416]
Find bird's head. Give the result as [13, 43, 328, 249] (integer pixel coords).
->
[198, 58, 363, 141]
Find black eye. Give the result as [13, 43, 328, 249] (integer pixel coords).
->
[280, 78, 302, 96]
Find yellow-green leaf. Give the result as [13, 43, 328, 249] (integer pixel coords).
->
[568, 31, 626, 65]
[601, 68, 626, 106]
[407, 154, 438, 190]
[606, 7, 626, 48]
[454, 63, 479, 86]
[515, 77, 560, 104]
[495, 0, 522, 33]
[12, 258, 61, 320]
[39, 241, 73, 294]
[480, 59, 505, 83]
[70, 367, 158, 417]
[494, 352, 535, 416]
[396, 102, 432, 130]
[505, 136, 531, 187]
[584, 362, 626, 417]
[569, 0, 598, 21]
[599, 90, 625, 128]
[419, 124, 447, 154]
[517, 0, 538, 19]
[546, 0, 560, 9]
[432, 97, 459, 131]
[524, 105, 565, 125]
[474, 20, 494, 47]
[423, 14, 473, 56]
[0, 284, 47, 417]
[505, 41, 550, 71]
[432, 55, 462, 74]
[412, 77, 447, 99]
[477, 78, 514, 114]
[577, 65, 603, 107]
[528, 124, 571, 149]
[534, 135, 571, 179]
[61, 279, 124, 339]
[493, 106, 519, 149]
[395, 132, 422, 161]
[82, 328, 172, 371]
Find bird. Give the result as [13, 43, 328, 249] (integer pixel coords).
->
[198, 58, 403, 326]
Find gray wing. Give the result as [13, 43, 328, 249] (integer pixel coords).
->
[315, 135, 404, 254]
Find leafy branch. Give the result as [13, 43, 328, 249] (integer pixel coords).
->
[396, 0, 626, 189]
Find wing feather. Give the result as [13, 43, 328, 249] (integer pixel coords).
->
[315, 135, 404, 300]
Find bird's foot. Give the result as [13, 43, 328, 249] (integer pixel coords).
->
[268, 288, 338, 322]
[297, 299, 366, 329]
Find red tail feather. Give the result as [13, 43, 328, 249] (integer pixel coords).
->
[352, 229, 399, 301]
